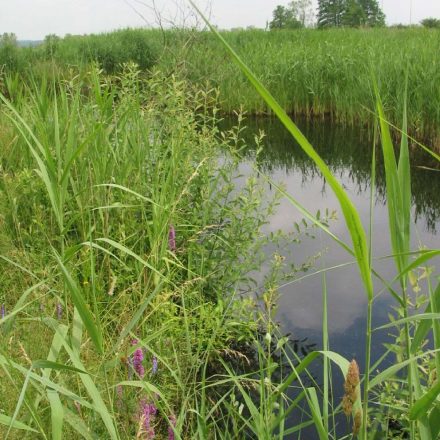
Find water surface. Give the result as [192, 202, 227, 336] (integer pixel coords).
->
[222, 116, 440, 436]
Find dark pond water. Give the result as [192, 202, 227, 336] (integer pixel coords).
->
[221, 116, 440, 436]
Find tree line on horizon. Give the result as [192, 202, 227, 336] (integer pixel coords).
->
[269, 0, 385, 29]
[269, 0, 440, 29]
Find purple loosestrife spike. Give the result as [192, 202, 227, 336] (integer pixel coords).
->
[1, 304, 5, 320]
[132, 339, 145, 378]
[56, 303, 62, 320]
[140, 400, 156, 439]
[168, 414, 176, 440]
[152, 356, 158, 374]
[168, 225, 176, 252]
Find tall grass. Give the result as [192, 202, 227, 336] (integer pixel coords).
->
[1, 27, 440, 142]
[190, 1, 440, 439]
[0, 65, 302, 438]
[0, 14, 439, 439]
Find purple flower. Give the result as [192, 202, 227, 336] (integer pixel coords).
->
[168, 414, 176, 440]
[56, 303, 62, 320]
[140, 399, 156, 439]
[131, 339, 145, 378]
[152, 356, 158, 374]
[168, 225, 176, 252]
[1, 304, 5, 320]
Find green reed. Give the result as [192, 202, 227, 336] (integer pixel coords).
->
[190, 1, 440, 438]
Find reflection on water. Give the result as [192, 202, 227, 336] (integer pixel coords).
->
[234, 117, 440, 232]
[221, 116, 440, 437]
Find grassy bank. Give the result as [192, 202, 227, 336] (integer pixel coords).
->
[1, 22, 440, 439]
[0, 66, 304, 438]
[2, 27, 440, 141]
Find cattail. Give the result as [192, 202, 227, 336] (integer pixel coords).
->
[56, 302, 63, 320]
[132, 339, 145, 378]
[152, 356, 158, 375]
[168, 414, 176, 440]
[342, 359, 360, 417]
[168, 225, 176, 252]
[352, 409, 362, 437]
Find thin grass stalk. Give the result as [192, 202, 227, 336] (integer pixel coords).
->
[322, 271, 329, 434]
[361, 125, 377, 440]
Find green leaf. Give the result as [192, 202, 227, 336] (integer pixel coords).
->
[0, 414, 38, 433]
[32, 360, 87, 375]
[189, 0, 373, 301]
[47, 390, 64, 440]
[54, 252, 103, 353]
[410, 381, 440, 421]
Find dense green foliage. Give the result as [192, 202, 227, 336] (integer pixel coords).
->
[0, 17, 440, 438]
[0, 66, 307, 438]
[269, 1, 314, 29]
[421, 17, 440, 29]
[1, 27, 440, 142]
[317, 0, 385, 27]
[269, 5, 303, 29]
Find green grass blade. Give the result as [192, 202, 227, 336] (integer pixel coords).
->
[410, 381, 440, 421]
[190, 0, 373, 301]
[47, 389, 64, 440]
[0, 414, 38, 433]
[54, 252, 103, 353]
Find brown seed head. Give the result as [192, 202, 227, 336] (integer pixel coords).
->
[352, 409, 362, 437]
[342, 359, 360, 417]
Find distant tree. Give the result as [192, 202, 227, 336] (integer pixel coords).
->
[358, 0, 385, 26]
[0, 33, 20, 71]
[318, 0, 385, 28]
[0, 33, 17, 47]
[269, 4, 303, 30]
[317, 0, 347, 28]
[293, 0, 315, 27]
[44, 34, 60, 57]
[421, 17, 440, 29]
[342, 0, 365, 26]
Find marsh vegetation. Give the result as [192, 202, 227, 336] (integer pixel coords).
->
[0, 12, 439, 440]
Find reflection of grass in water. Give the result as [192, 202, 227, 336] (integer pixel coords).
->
[194, 2, 440, 438]
[220, 116, 440, 233]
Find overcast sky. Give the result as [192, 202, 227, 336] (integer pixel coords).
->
[2, 0, 440, 40]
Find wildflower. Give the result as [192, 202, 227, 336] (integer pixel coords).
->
[352, 409, 362, 437]
[152, 356, 158, 375]
[56, 302, 63, 320]
[139, 399, 156, 439]
[168, 414, 176, 440]
[1, 304, 5, 320]
[168, 225, 176, 252]
[132, 339, 145, 378]
[342, 359, 360, 417]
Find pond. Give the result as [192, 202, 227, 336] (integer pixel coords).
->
[221, 115, 440, 436]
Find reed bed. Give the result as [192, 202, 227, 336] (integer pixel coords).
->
[2, 27, 440, 141]
[0, 16, 439, 439]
